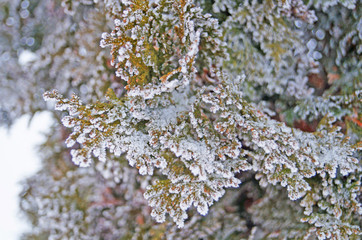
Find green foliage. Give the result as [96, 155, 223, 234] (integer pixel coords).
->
[0, 0, 360, 239]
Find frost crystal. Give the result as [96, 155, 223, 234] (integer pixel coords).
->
[10, 0, 360, 239]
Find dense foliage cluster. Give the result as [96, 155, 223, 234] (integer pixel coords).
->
[0, 0, 360, 239]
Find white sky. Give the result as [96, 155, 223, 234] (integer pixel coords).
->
[0, 112, 52, 239]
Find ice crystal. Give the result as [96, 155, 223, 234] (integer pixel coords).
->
[5, 0, 359, 239]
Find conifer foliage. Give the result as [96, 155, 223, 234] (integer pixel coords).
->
[1, 0, 361, 239]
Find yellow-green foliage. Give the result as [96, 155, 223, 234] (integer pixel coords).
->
[1, 0, 359, 239]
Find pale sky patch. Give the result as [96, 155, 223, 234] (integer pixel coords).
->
[0, 112, 52, 239]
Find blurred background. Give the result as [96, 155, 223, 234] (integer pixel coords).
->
[0, 112, 52, 239]
[0, 0, 111, 238]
